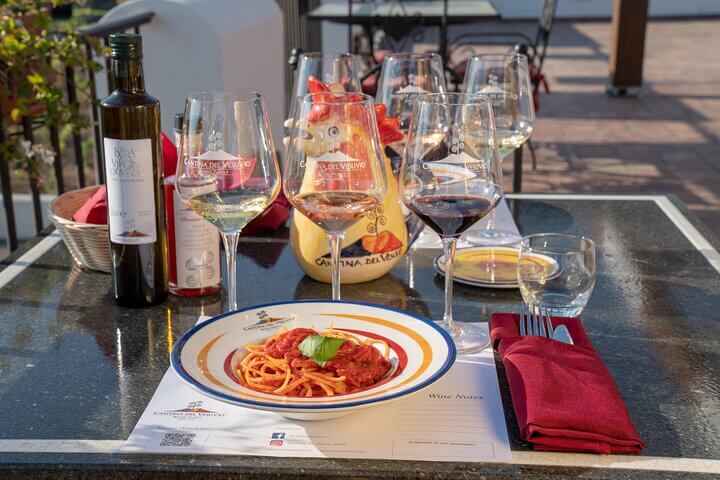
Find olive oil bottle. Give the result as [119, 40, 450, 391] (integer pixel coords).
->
[100, 34, 168, 306]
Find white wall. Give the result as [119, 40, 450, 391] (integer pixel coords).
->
[98, 0, 286, 147]
[0, 194, 54, 242]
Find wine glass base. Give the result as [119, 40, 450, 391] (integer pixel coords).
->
[438, 320, 491, 354]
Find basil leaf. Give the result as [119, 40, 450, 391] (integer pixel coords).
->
[298, 335, 346, 367]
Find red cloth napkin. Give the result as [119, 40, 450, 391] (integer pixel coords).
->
[72, 185, 107, 224]
[162, 132, 178, 177]
[490, 313, 644, 454]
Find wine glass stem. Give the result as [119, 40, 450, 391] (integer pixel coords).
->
[483, 149, 512, 238]
[483, 210, 497, 237]
[221, 231, 240, 311]
[329, 232, 345, 301]
[441, 236, 459, 333]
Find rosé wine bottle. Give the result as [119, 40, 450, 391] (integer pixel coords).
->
[163, 113, 221, 297]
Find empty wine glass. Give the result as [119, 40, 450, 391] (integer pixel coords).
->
[376, 53, 446, 247]
[463, 53, 534, 244]
[284, 92, 387, 301]
[290, 52, 361, 114]
[376, 52, 446, 163]
[176, 91, 281, 311]
[400, 93, 503, 353]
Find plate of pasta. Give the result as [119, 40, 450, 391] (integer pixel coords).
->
[171, 300, 456, 420]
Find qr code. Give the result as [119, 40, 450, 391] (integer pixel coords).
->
[159, 432, 195, 447]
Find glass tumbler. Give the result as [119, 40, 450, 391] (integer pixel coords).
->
[518, 233, 596, 317]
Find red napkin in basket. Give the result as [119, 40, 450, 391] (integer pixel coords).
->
[490, 313, 644, 454]
[72, 185, 107, 224]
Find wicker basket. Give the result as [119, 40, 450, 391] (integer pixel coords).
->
[49, 185, 111, 273]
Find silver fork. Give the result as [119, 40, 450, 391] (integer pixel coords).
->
[519, 304, 553, 338]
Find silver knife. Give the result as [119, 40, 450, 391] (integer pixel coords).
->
[553, 324, 574, 345]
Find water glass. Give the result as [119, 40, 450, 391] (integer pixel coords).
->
[518, 233, 595, 316]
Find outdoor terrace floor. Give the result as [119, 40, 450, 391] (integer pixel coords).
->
[443, 18, 720, 236]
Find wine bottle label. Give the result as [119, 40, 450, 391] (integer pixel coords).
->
[104, 138, 157, 245]
[173, 190, 220, 289]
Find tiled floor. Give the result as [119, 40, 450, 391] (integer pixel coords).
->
[443, 19, 720, 237]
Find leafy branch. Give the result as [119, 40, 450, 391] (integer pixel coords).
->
[0, 0, 101, 183]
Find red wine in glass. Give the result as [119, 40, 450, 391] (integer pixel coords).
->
[407, 194, 496, 237]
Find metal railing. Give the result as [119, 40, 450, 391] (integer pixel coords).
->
[0, 10, 154, 252]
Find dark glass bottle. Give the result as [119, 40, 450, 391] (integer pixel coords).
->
[100, 34, 168, 307]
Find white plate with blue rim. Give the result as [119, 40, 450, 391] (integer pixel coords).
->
[171, 300, 456, 420]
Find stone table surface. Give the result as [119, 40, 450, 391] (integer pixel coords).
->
[0, 194, 719, 479]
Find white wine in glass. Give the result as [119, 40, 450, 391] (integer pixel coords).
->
[177, 91, 281, 311]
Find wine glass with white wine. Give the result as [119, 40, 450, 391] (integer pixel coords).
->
[463, 54, 534, 243]
[176, 91, 281, 311]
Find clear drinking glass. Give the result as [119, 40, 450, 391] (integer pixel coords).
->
[463, 54, 534, 243]
[518, 233, 596, 317]
[400, 93, 503, 353]
[290, 52, 361, 113]
[284, 92, 388, 301]
[176, 91, 281, 311]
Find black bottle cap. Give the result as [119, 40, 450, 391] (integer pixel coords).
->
[109, 33, 143, 60]
[174, 113, 184, 133]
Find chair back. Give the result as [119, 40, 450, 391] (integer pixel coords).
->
[532, 0, 559, 72]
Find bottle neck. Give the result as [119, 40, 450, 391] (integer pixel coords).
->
[110, 57, 146, 93]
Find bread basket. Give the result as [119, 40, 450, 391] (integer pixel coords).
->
[49, 185, 111, 273]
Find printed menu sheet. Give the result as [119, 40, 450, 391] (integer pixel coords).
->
[123, 324, 511, 462]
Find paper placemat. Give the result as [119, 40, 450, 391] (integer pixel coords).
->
[412, 198, 521, 250]
[122, 323, 511, 462]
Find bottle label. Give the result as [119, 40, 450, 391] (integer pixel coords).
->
[104, 138, 157, 245]
[173, 190, 220, 289]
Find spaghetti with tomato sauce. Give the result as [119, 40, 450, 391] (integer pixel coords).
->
[235, 327, 394, 397]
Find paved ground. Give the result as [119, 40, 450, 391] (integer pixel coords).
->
[441, 19, 720, 236]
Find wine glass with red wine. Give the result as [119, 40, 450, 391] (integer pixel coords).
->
[283, 92, 387, 301]
[400, 93, 503, 353]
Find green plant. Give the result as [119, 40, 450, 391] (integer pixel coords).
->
[0, 0, 101, 183]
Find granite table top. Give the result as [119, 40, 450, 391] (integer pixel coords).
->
[0, 194, 718, 479]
